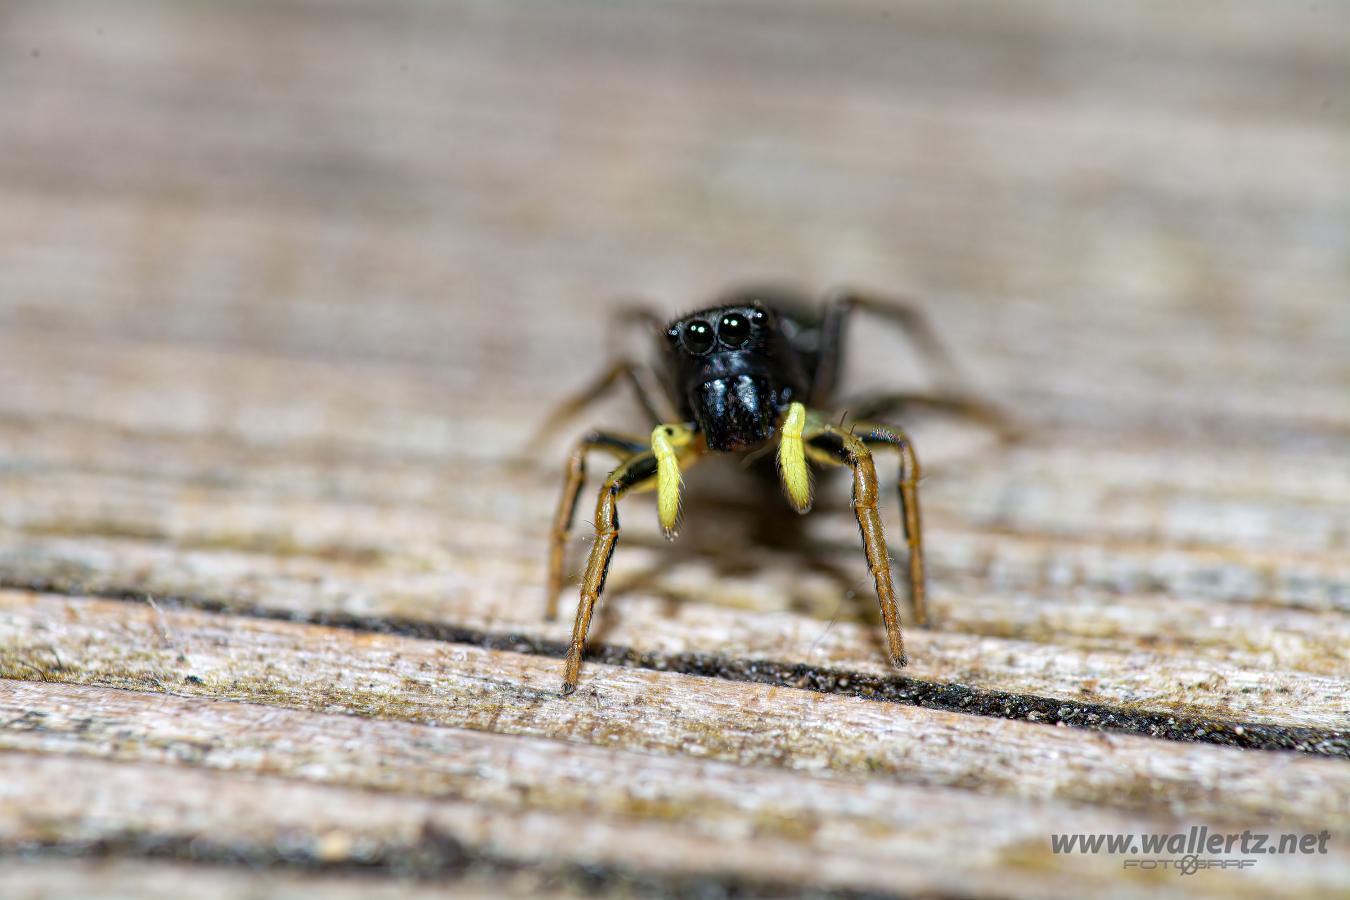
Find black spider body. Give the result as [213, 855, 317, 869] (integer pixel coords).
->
[659, 296, 816, 452]
[544, 286, 1005, 694]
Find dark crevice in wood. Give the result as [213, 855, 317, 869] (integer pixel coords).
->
[2, 833, 916, 900]
[7, 579, 1348, 759]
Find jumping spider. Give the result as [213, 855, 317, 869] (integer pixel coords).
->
[544, 287, 1006, 695]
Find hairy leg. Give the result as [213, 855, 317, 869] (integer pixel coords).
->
[811, 288, 974, 409]
[801, 421, 915, 667]
[561, 426, 704, 694]
[845, 391, 1018, 443]
[852, 420, 927, 627]
[530, 358, 676, 452]
[546, 430, 647, 620]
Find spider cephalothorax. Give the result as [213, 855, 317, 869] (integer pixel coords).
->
[543, 286, 1007, 695]
[661, 304, 809, 452]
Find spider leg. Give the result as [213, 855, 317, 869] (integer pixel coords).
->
[546, 430, 648, 620]
[561, 425, 704, 695]
[604, 304, 667, 350]
[801, 418, 921, 668]
[846, 391, 1018, 442]
[810, 288, 973, 409]
[850, 419, 927, 629]
[530, 357, 676, 449]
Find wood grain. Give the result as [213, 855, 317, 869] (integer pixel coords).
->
[0, 861, 530, 900]
[0, 675, 1346, 899]
[0, 0, 1347, 896]
[3, 596, 1348, 828]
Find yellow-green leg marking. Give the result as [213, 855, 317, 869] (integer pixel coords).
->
[561, 425, 703, 694]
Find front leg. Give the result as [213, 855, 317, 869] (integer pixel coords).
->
[852, 420, 926, 629]
[800, 419, 918, 668]
[562, 424, 704, 695]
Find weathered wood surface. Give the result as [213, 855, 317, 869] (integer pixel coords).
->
[0, 861, 524, 900]
[1, 0, 1348, 897]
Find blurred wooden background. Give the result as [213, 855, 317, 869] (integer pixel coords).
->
[1, 1, 1347, 897]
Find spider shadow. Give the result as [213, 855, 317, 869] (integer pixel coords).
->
[577, 455, 892, 660]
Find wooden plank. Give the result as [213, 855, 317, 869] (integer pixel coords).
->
[4, 534, 1348, 742]
[0, 0, 1347, 895]
[3, 454, 1347, 732]
[0, 751, 1312, 900]
[2, 593, 1347, 832]
[0, 340, 1346, 733]
[0, 861, 521, 900]
[1, 681, 1346, 898]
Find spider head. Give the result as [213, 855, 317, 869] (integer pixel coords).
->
[663, 305, 792, 452]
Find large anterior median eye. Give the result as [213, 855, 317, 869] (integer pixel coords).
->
[682, 319, 715, 354]
[718, 313, 750, 348]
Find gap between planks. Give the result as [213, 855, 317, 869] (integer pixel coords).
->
[0, 590, 1347, 833]
[1, 548, 1346, 745]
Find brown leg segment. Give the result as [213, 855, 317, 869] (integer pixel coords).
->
[561, 451, 662, 695]
[604, 304, 667, 351]
[546, 431, 647, 620]
[529, 358, 675, 448]
[803, 425, 913, 668]
[848, 391, 1019, 444]
[853, 421, 927, 629]
[811, 289, 970, 408]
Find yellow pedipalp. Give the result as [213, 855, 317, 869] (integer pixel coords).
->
[651, 424, 684, 539]
[778, 402, 812, 513]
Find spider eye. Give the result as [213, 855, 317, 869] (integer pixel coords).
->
[719, 313, 750, 348]
[682, 319, 715, 354]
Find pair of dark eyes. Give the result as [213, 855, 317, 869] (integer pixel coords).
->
[671, 311, 763, 354]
